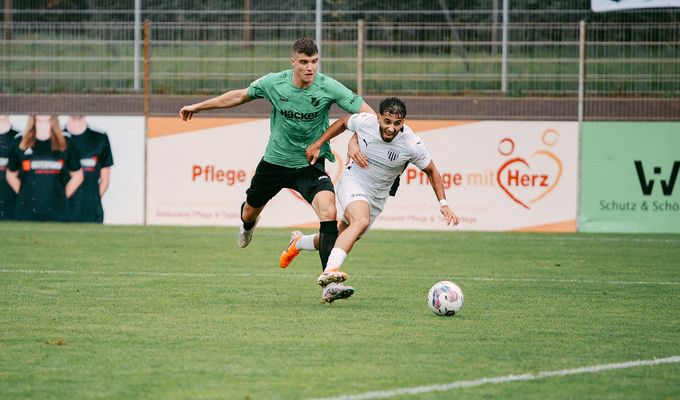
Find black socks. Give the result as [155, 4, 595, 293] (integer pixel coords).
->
[318, 221, 339, 271]
[241, 202, 256, 231]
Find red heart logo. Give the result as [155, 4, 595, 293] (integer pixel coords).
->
[496, 150, 563, 209]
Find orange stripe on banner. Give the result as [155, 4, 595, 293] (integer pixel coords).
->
[147, 117, 259, 138]
[407, 120, 476, 132]
[512, 220, 577, 233]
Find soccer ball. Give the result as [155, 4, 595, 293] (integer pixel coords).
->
[428, 280, 464, 316]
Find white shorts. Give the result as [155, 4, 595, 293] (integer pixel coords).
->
[336, 172, 387, 227]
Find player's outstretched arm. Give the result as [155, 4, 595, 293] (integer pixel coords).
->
[179, 88, 252, 121]
[422, 161, 459, 226]
[358, 101, 376, 115]
[305, 115, 351, 165]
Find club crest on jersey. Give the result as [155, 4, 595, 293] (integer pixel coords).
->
[387, 150, 399, 162]
[310, 97, 320, 107]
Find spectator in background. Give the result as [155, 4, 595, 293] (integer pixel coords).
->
[63, 115, 114, 223]
[0, 115, 20, 220]
[6, 115, 83, 222]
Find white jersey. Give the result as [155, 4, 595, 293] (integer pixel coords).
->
[344, 113, 432, 200]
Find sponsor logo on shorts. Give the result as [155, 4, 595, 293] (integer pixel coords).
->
[350, 193, 367, 198]
[318, 175, 329, 181]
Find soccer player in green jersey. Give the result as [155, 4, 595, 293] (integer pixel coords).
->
[179, 37, 375, 303]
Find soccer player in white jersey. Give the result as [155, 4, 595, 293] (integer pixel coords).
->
[279, 97, 459, 302]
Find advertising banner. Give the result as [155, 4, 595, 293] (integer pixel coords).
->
[580, 122, 680, 233]
[375, 120, 578, 231]
[87, 116, 146, 225]
[146, 117, 324, 227]
[5, 115, 145, 224]
[591, 0, 680, 12]
[147, 118, 578, 232]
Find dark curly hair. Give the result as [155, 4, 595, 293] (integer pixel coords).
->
[379, 97, 407, 119]
[293, 37, 318, 57]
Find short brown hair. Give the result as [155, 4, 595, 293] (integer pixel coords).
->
[379, 97, 407, 119]
[293, 37, 318, 57]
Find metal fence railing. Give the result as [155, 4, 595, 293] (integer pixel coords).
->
[1, 5, 679, 120]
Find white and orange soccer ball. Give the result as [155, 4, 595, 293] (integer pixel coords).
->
[428, 280, 464, 316]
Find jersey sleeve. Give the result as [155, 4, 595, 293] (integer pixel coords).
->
[100, 134, 114, 168]
[327, 77, 363, 114]
[346, 113, 373, 133]
[247, 73, 275, 100]
[410, 135, 433, 171]
[346, 113, 361, 132]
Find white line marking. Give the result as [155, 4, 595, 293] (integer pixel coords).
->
[3, 224, 680, 244]
[310, 356, 680, 400]
[0, 269, 261, 278]
[365, 275, 680, 286]
[1, 269, 679, 286]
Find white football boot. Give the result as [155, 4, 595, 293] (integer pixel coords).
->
[236, 216, 260, 248]
[317, 270, 348, 287]
[322, 282, 355, 304]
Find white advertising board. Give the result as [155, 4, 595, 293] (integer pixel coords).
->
[147, 118, 578, 232]
[375, 120, 578, 231]
[6, 115, 145, 224]
[591, 0, 680, 12]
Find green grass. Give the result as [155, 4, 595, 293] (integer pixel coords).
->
[1, 222, 679, 399]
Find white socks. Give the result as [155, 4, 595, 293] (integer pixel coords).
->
[293, 236, 348, 272]
[325, 247, 347, 272]
[295, 234, 317, 251]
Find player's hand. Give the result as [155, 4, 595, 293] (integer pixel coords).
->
[441, 205, 459, 227]
[179, 105, 198, 121]
[347, 135, 368, 167]
[305, 143, 321, 165]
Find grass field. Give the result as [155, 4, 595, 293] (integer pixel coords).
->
[1, 222, 679, 399]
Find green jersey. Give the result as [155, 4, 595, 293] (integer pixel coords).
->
[247, 70, 363, 168]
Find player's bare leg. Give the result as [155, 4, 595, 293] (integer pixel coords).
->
[310, 190, 355, 301]
[333, 201, 370, 255]
[318, 201, 368, 282]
